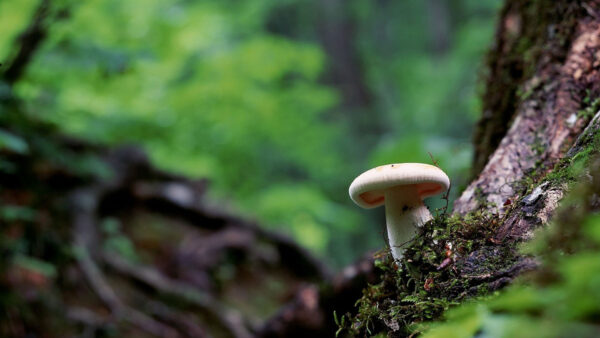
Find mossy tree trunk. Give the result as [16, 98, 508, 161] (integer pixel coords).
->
[455, 0, 600, 241]
[461, 0, 600, 218]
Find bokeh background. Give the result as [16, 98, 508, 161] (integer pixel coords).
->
[1, 0, 502, 268]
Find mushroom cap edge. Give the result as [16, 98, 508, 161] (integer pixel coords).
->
[348, 163, 450, 209]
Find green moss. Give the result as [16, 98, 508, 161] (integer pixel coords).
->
[545, 126, 600, 185]
[336, 208, 516, 336]
[577, 94, 600, 119]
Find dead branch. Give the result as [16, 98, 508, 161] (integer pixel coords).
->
[66, 306, 108, 328]
[56, 145, 334, 338]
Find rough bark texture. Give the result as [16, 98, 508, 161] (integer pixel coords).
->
[472, 1, 595, 176]
[457, 0, 600, 218]
[493, 111, 600, 243]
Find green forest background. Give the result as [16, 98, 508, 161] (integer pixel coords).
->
[1, 0, 502, 268]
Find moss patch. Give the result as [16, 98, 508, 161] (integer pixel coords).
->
[336, 209, 520, 337]
[545, 119, 600, 185]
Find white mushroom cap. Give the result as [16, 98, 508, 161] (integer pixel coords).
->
[349, 163, 450, 209]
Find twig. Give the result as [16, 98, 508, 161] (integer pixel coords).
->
[442, 183, 451, 216]
[427, 152, 440, 167]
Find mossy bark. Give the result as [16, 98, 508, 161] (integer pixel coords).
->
[457, 0, 600, 216]
[472, 0, 596, 177]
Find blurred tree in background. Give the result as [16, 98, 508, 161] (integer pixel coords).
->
[1, 0, 502, 267]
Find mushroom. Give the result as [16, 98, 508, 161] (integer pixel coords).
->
[349, 163, 450, 261]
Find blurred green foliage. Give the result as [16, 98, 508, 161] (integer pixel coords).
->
[2, 0, 501, 266]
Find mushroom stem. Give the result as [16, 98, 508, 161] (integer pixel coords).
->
[384, 185, 433, 261]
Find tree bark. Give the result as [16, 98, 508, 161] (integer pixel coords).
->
[455, 0, 600, 223]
